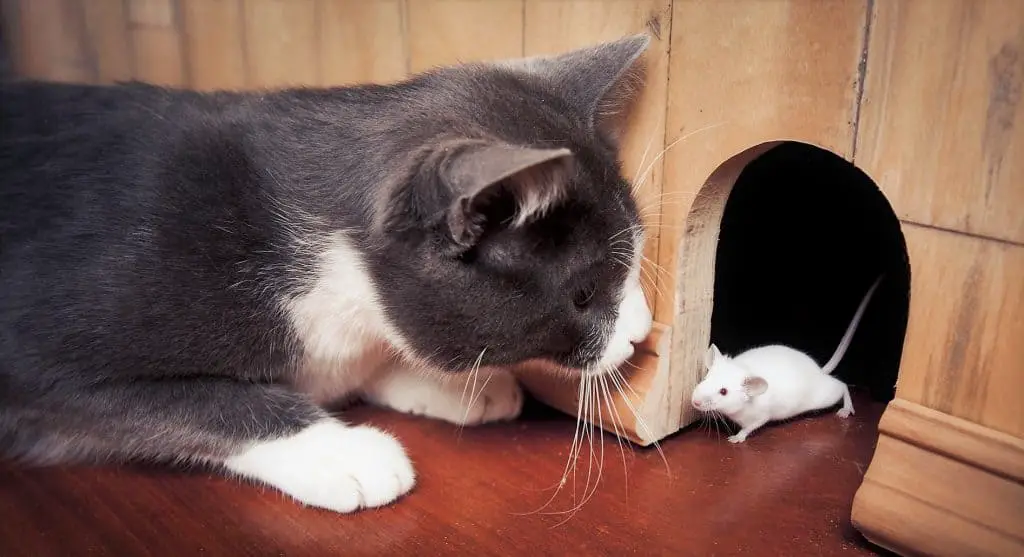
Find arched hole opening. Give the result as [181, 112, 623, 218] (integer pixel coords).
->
[710, 142, 910, 403]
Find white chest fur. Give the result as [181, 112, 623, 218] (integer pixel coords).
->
[283, 233, 401, 405]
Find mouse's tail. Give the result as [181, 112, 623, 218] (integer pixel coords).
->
[822, 274, 884, 374]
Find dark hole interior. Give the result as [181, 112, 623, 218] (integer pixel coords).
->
[710, 142, 910, 402]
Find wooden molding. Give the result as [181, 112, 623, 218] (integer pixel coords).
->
[851, 398, 1024, 556]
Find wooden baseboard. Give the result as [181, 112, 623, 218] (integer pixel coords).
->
[851, 398, 1024, 557]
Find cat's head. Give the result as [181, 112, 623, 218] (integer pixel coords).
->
[371, 35, 654, 377]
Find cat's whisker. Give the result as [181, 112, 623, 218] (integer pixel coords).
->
[636, 197, 693, 217]
[637, 220, 690, 232]
[608, 369, 671, 478]
[599, 373, 631, 497]
[637, 265, 666, 302]
[457, 347, 488, 437]
[606, 224, 638, 243]
[630, 128, 658, 193]
[641, 255, 673, 284]
[517, 367, 590, 518]
[549, 373, 607, 527]
[464, 365, 494, 424]
[630, 121, 727, 195]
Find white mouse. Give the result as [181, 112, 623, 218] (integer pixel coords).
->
[690, 275, 883, 443]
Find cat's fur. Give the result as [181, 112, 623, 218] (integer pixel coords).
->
[0, 35, 654, 513]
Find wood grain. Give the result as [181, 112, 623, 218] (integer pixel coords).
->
[0, 396, 889, 556]
[658, 0, 868, 323]
[319, 0, 407, 86]
[5, 0, 93, 82]
[852, 398, 1024, 556]
[242, 0, 318, 88]
[406, 0, 523, 73]
[127, 0, 185, 86]
[180, 0, 247, 90]
[878, 398, 1024, 483]
[855, 0, 1024, 244]
[897, 223, 1024, 438]
[81, 0, 132, 83]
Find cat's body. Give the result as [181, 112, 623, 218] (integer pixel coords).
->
[0, 36, 653, 512]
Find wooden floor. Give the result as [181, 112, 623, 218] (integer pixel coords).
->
[0, 392, 891, 556]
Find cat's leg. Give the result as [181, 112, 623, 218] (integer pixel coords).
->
[10, 378, 414, 513]
[361, 362, 523, 426]
[836, 384, 856, 418]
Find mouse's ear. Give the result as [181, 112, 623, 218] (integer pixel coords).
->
[742, 376, 769, 398]
[704, 344, 723, 369]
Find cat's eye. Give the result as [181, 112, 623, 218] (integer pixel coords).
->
[573, 283, 597, 309]
[718, 388, 728, 396]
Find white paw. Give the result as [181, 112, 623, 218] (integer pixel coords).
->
[837, 407, 855, 418]
[449, 368, 524, 425]
[224, 420, 415, 513]
[727, 434, 747, 444]
[364, 366, 523, 426]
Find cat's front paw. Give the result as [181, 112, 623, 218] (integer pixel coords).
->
[453, 368, 524, 425]
[727, 433, 748, 444]
[363, 366, 523, 426]
[224, 420, 415, 513]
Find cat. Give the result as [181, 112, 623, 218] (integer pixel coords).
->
[0, 34, 654, 513]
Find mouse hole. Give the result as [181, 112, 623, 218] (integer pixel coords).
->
[706, 142, 910, 404]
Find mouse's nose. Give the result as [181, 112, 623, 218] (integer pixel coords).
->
[692, 398, 703, 410]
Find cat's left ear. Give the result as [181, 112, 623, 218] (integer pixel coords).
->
[499, 34, 651, 141]
[442, 142, 574, 252]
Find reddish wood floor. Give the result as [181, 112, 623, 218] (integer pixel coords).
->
[0, 392, 890, 556]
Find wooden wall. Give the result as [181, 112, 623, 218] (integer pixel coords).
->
[854, 0, 1024, 439]
[3, 0, 1022, 446]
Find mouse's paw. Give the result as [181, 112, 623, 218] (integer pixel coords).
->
[836, 407, 855, 418]
[727, 433, 748, 443]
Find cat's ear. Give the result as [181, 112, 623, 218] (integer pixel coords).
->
[499, 34, 651, 141]
[442, 142, 574, 251]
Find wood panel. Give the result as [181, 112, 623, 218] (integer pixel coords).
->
[524, 0, 672, 321]
[897, 223, 1024, 438]
[180, 0, 246, 90]
[127, 0, 185, 86]
[856, 0, 1024, 244]
[658, 0, 868, 435]
[319, 0, 406, 86]
[406, 0, 523, 72]
[81, 0, 132, 83]
[242, 0, 318, 88]
[852, 399, 1024, 556]
[5, 0, 93, 82]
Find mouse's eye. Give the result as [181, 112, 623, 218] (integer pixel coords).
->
[718, 388, 728, 396]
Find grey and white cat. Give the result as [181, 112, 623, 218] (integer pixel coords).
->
[0, 35, 653, 513]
